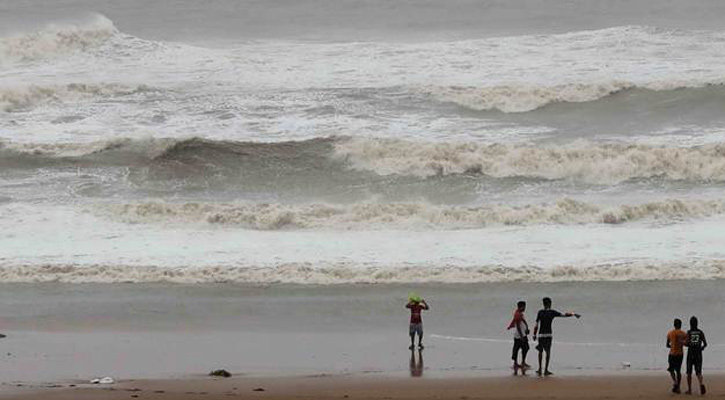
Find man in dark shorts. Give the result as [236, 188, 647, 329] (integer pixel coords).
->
[532, 297, 580, 376]
[406, 294, 429, 350]
[685, 316, 707, 395]
[666, 318, 686, 393]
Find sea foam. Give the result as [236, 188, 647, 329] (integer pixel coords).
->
[0, 14, 116, 63]
[1, 261, 724, 284]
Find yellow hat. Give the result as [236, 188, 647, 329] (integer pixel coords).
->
[409, 292, 422, 303]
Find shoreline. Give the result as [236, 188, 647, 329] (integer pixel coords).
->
[3, 372, 721, 400]
[0, 282, 723, 383]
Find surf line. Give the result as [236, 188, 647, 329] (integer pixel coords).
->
[431, 334, 725, 349]
[430, 334, 659, 348]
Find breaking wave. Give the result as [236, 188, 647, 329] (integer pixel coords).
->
[0, 14, 117, 63]
[1, 261, 725, 284]
[0, 137, 338, 171]
[6, 136, 725, 185]
[107, 198, 725, 230]
[335, 138, 725, 184]
[420, 80, 725, 113]
[0, 83, 155, 112]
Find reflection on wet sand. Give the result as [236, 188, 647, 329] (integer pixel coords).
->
[409, 349, 423, 377]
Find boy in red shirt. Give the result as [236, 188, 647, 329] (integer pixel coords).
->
[508, 300, 530, 374]
[406, 294, 429, 350]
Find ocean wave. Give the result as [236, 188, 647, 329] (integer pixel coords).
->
[105, 198, 725, 230]
[0, 14, 117, 63]
[0, 137, 337, 172]
[0, 137, 179, 165]
[0, 83, 155, 112]
[335, 138, 725, 184]
[420, 80, 725, 113]
[1, 261, 724, 284]
[6, 136, 725, 185]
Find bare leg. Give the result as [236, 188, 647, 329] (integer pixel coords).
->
[686, 374, 692, 394]
[544, 350, 552, 375]
[536, 350, 543, 375]
[409, 334, 415, 350]
[676, 371, 682, 390]
[418, 333, 424, 349]
[697, 374, 705, 395]
[669, 371, 681, 393]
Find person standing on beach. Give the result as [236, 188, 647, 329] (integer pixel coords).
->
[685, 316, 707, 395]
[406, 294, 429, 350]
[532, 297, 580, 376]
[507, 300, 530, 375]
[666, 318, 687, 393]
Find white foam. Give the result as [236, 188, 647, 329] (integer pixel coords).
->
[0, 14, 116, 63]
[4, 202, 725, 282]
[1, 261, 725, 284]
[4, 25, 725, 146]
[0, 83, 153, 112]
[106, 198, 725, 230]
[420, 80, 725, 113]
[335, 138, 725, 184]
[420, 82, 634, 113]
[0, 136, 178, 158]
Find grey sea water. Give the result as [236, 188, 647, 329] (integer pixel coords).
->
[2, 1, 725, 279]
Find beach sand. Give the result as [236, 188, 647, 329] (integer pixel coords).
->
[3, 373, 720, 400]
[0, 282, 722, 399]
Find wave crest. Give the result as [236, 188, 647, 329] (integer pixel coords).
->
[421, 82, 632, 113]
[420, 80, 725, 113]
[106, 198, 725, 230]
[0, 14, 116, 63]
[6, 136, 725, 185]
[0, 83, 154, 112]
[335, 138, 725, 184]
[1, 261, 725, 284]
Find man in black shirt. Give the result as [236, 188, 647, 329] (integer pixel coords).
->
[532, 297, 581, 376]
[685, 316, 707, 395]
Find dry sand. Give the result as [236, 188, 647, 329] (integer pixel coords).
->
[2, 373, 719, 400]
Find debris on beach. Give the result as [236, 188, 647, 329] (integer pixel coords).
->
[209, 369, 232, 378]
[253, 387, 266, 392]
[90, 377, 115, 384]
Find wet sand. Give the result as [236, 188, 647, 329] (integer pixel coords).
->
[3, 373, 720, 400]
[0, 282, 724, 383]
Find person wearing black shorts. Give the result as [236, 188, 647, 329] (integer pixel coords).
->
[666, 318, 686, 393]
[532, 297, 580, 376]
[685, 316, 707, 395]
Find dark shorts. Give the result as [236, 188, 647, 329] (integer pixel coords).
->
[668, 354, 683, 372]
[512, 338, 530, 360]
[409, 323, 423, 337]
[536, 337, 553, 352]
[687, 351, 702, 375]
